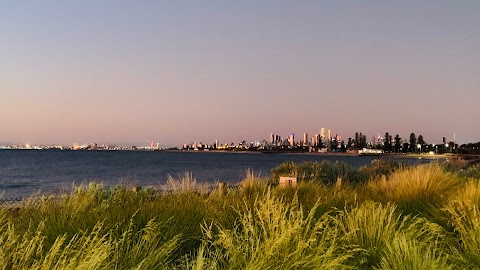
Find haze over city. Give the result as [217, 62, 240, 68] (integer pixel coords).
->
[1, 1, 479, 146]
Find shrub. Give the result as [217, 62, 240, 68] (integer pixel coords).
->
[457, 165, 480, 180]
[271, 161, 366, 185]
[359, 159, 404, 179]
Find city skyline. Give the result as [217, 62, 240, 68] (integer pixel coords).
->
[1, 1, 479, 146]
[0, 128, 463, 149]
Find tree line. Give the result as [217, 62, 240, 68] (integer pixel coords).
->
[344, 132, 454, 154]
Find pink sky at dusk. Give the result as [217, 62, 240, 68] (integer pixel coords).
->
[1, 1, 479, 146]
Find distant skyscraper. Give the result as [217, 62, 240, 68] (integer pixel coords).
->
[320, 128, 325, 139]
[303, 133, 308, 146]
[269, 133, 275, 144]
[289, 134, 295, 147]
[215, 140, 219, 149]
[328, 130, 332, 140]
[315, 134, 320, 147]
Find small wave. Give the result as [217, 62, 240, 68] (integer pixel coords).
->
[0, 182, 36, 189]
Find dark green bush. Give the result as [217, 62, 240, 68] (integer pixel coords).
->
[359, 159, 405, 179]
[456, 165, 480, 180]
[271, 160, 367, 184]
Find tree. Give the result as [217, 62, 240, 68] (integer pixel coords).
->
[418, 135, 425, 152]
[409, 133, 416, 152]
[403, 142, 409, 154]
[357, 133, 367, 148]
[340, 141, 346, 152]
[383, 132, 392, 153]
[394, 134, 402, 153]
[417, 135, 425, 145]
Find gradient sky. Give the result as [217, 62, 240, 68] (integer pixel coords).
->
[1, 1, 479, 146]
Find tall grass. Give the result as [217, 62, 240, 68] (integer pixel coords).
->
[0, 218, 181, 269]
[335, 201, 446, 268]
[0, 221, 110, 269]
[191, 190, 350, 269]
[8, 182, 210, 267]
[110, 218, 181, 269]
[364, 165, 460, 216]
[443, 179, 480, 268]
[2, 163, 480, 268]
[378, 234, 452, 270]
[164, 172, 211, 193]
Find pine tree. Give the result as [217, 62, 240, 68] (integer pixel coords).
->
[394, 134, 402, 153]
[383, 132, 392, 153]
[409, 133, 416, 152]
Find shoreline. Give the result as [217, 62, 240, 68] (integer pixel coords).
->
[173, 149, 457, 159]
[2, 148, 478, 159]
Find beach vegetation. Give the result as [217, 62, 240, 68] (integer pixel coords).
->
[2, 163, 479, 269]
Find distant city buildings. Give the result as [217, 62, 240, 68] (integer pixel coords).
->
[289, 134, 295, 147]
[0, 130, 475, 155]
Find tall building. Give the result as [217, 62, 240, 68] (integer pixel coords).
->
[315, 134, 321, 147]
[326, 130, 332, 148]
[303, 133, 308, 146]
[320, 128, 326, 139]
[289, 134, 295, 147]
[269, 133, 275, 144]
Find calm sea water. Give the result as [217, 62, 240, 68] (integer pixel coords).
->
[0, 150, 436, 198]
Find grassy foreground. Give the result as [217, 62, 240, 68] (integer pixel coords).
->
[2, 161, 480, 269]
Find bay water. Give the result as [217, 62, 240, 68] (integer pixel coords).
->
[0, 150, 436, 198]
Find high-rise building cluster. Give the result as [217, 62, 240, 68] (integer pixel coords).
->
[266, 128, 345, 152]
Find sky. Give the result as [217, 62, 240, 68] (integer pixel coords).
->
[1, 1, 479, 146]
